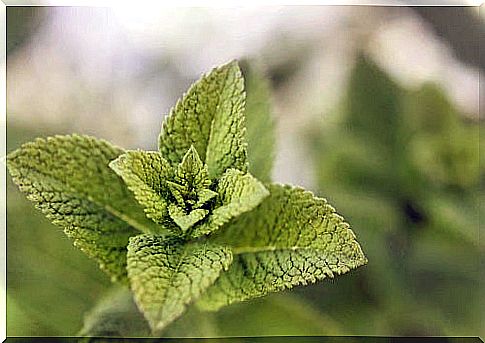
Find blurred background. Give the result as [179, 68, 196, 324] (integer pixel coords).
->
[6, 4, 483, 338]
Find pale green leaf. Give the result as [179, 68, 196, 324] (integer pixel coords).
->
[166, 146, 215, 212]
[109, 150, 174, 227]
[6, 135, 159, 282]
[197, 184, 367, 310]
[158, 60, 248, 178]
[190, 169, 269, 238]
[126, 234, 233, 333]
[168, 204, 208, 232]
[174, 145, 211, 190]
[166, 180, 186, 207]
[194, 188, 218, 208]
[241, 60, 275, 183]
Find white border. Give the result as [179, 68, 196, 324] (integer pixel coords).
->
[0, 2, 481, 341]
[1, 1, 6, 341]
[2, 0, 483, 6]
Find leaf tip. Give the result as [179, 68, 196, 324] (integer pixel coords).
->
[185, 144, 200, 161]
[225, 58, 240, 69]
[108, 154, 127, 177]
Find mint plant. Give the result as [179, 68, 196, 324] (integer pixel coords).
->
[7, 60, 367, 334]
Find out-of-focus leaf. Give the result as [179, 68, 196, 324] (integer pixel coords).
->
[404, 83, 480, 189]
[304, 53, 481, 337]
[241, 60, 275, 183]
[167, 293, 345, 337]
[79, 287, 150, 337]
[345, 54, 403, 152]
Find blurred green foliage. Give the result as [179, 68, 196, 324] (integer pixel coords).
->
[241, 60, 276, 184]
[305, 54, 482, 336]
[79, 286, 345, 338]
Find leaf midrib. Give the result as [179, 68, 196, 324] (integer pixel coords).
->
[153, 242, 190, 328]
[231, 246, 315, 254]
[204, 66, 234, 171]
[231, 245, 366, 259]
[23, 167, 153, 234]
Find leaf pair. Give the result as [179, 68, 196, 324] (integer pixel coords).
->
[7, 60, 367, 334]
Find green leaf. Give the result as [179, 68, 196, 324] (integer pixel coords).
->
[126, 234, 233, 333]
[241, 60, 275, 183]
[109, 150, 173, 227]
[6, 135, 158, 282]
[166, 180, 186, 207]
[346, 54, 402, 150]
[174, 145, 211, 191]
[166, 146, 216, 211]
[168, 204, 208, 232]
[404, 83, 480, 188]
[190, 169, 269, 238]
[158, 60, 248, 178]
[307, 54, 407, 198]
[194, 188, 218, 208]
[211, 293, 345, 336]
[164, 293, 343, 337]
[197, 184, 367, 311]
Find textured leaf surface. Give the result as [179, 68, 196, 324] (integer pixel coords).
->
[158, 60, 248, 178]
[241, 61, 275, 182]
[127, 234, 233, 332]
[173, 145, 211, 191]
[6, 135, 158, 282]
[109, 150, 173, 227]
[190, 169, 269, 238]
[166, 146, 216, 214]
[168, 204, 208, 232]
[197, 184, 367, 310]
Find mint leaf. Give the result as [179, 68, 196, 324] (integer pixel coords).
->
[173, 145, 211, 191]
[110, 147, 263, 238]
[168, 204, 208, 232]
[190, 169, 269, 238]
[193, 188, 218, 208]
[346, 54, 402, 150]
[241, 61, 275, 183]
[126, 234, 233, 332]
[197, 184, 367, 310]
[167, 146, 216, 212]
[8, 60, 368, 334]
[6, 135, 158, 282]
[158, 60, 248, 178]
[109, 150, 173, 228]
